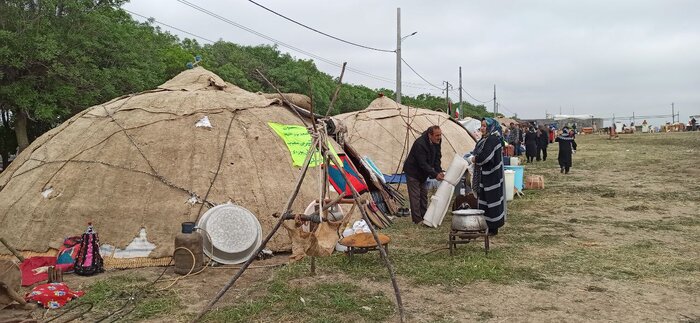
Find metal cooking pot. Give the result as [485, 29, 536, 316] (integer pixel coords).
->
[451, 209, 487, 231]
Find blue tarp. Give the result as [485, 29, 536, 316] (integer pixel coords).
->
[383, 173, 407, 184]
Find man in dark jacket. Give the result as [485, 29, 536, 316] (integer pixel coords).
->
[403, 126, 445, 224]
[536, 125, 549, 161]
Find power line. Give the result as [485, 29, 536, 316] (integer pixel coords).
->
[133, 3, 507, 107]
[126, 8, 435, 94]
[497, 102, 517, 116]
[247, 0, 395, 53]
[461, 88, 493, 104]
[400, 57, 442, 90]
[174, 0, 426, 90]
[124, 9, 218, 43]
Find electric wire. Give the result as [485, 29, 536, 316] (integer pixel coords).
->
[497, 102, 516, 116]
[247, 0, 395, 53]
[400, 57, 443, 90]
[124, 9, 218, 43]
[461, 88, 493, 104]
[174, 0, 406, 87]
[127, 6, 461, 97]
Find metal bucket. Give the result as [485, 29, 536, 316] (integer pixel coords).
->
[451, 209, 487, 231]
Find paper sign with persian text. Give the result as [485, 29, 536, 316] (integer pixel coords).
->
[268, 122, 339, 167]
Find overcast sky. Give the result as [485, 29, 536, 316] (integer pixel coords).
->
[124, 0, 700, 124]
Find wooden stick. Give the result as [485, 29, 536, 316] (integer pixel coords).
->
[192, 137, 319, 322]
[255, 69, 309, 128]
[324, 62, 347, 117]
[272, 193, 348, 221]
[0, 238, 25, 262]
[323, 142, 406, 323]
[310, 256, 316, 276]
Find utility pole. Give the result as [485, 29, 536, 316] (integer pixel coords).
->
[458, 66, 463, 120]
[444, 81, 451, 116]
[395, 8, 402, 104]
[493, 84, 497, 116]
[671, 102, 674, 123]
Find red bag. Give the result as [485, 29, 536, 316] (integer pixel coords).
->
[56, 236, 82, 273]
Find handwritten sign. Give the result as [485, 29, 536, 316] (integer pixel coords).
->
[268, 123, 339, 167]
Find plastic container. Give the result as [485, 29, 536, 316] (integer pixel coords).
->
[423, 181, 455, 228]
[504, 170, 515, 201]
[504, 165, 524, 191]
[510, 157, 520, 166]
[443, 155, 469, 186]
[174, 222, 203, 275]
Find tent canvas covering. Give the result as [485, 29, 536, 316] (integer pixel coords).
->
[334, 96, 477, 175]
[0, 67, 338, 258]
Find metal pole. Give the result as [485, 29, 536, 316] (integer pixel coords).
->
[396, 8, 402, 104]
[671, 102, 674, 124]
[459, 67, 463, 119]
[445, 81, 450, 116]
[493, 84, 497, 115]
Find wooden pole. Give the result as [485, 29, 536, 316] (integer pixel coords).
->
[325, 62, 347, 117]
[0, 238, 25, 262]
[192, 137, 319, 322]
[322, 142, 406, 323]
[255, 69, 309, 128]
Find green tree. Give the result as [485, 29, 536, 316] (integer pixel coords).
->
[0, 108, 17, 170]
[0, 0, 189, 152]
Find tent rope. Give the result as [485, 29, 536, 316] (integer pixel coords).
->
[39, 94, 138, 191]
[23, 158, 216, 206]
[194, 110, 237, 223]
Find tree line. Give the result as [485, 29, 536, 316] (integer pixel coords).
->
[0, 0, 494, 170]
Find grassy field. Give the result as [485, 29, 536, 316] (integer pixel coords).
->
[49, 132, 699, 322]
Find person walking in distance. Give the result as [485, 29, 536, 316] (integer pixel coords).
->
[507, 123, 521, 156]
[403, 126, 445, 224]
[524, 126, 537, 163]
[536, 125, 549, 161]
[555, 127, 578, 174]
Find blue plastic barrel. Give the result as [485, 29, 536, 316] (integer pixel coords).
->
[504, 165, 524, 191]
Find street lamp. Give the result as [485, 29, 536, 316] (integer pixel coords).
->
[401, 31, 418, 42]
[395, 7, 417, 104]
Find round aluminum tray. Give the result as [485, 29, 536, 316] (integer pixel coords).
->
[197, 204, 262, 264]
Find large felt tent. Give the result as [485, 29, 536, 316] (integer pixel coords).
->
[0, 67, 333, 260]
[334, 96, 477, 176]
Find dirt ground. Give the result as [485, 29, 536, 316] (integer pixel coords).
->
[12, 131, 700, 322]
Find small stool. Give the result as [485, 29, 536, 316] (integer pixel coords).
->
[339, 232, 390, 259]
[449, 229, 489, 255]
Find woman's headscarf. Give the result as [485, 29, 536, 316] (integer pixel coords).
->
[483, 117, 502, 139]
[473, 117, 505, 156]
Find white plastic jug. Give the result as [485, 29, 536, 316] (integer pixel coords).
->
[443, 155, 469, 186]
[510, 157, 520, 166]
[422, 181, 455, 228]
[504, 170, 515, 201]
